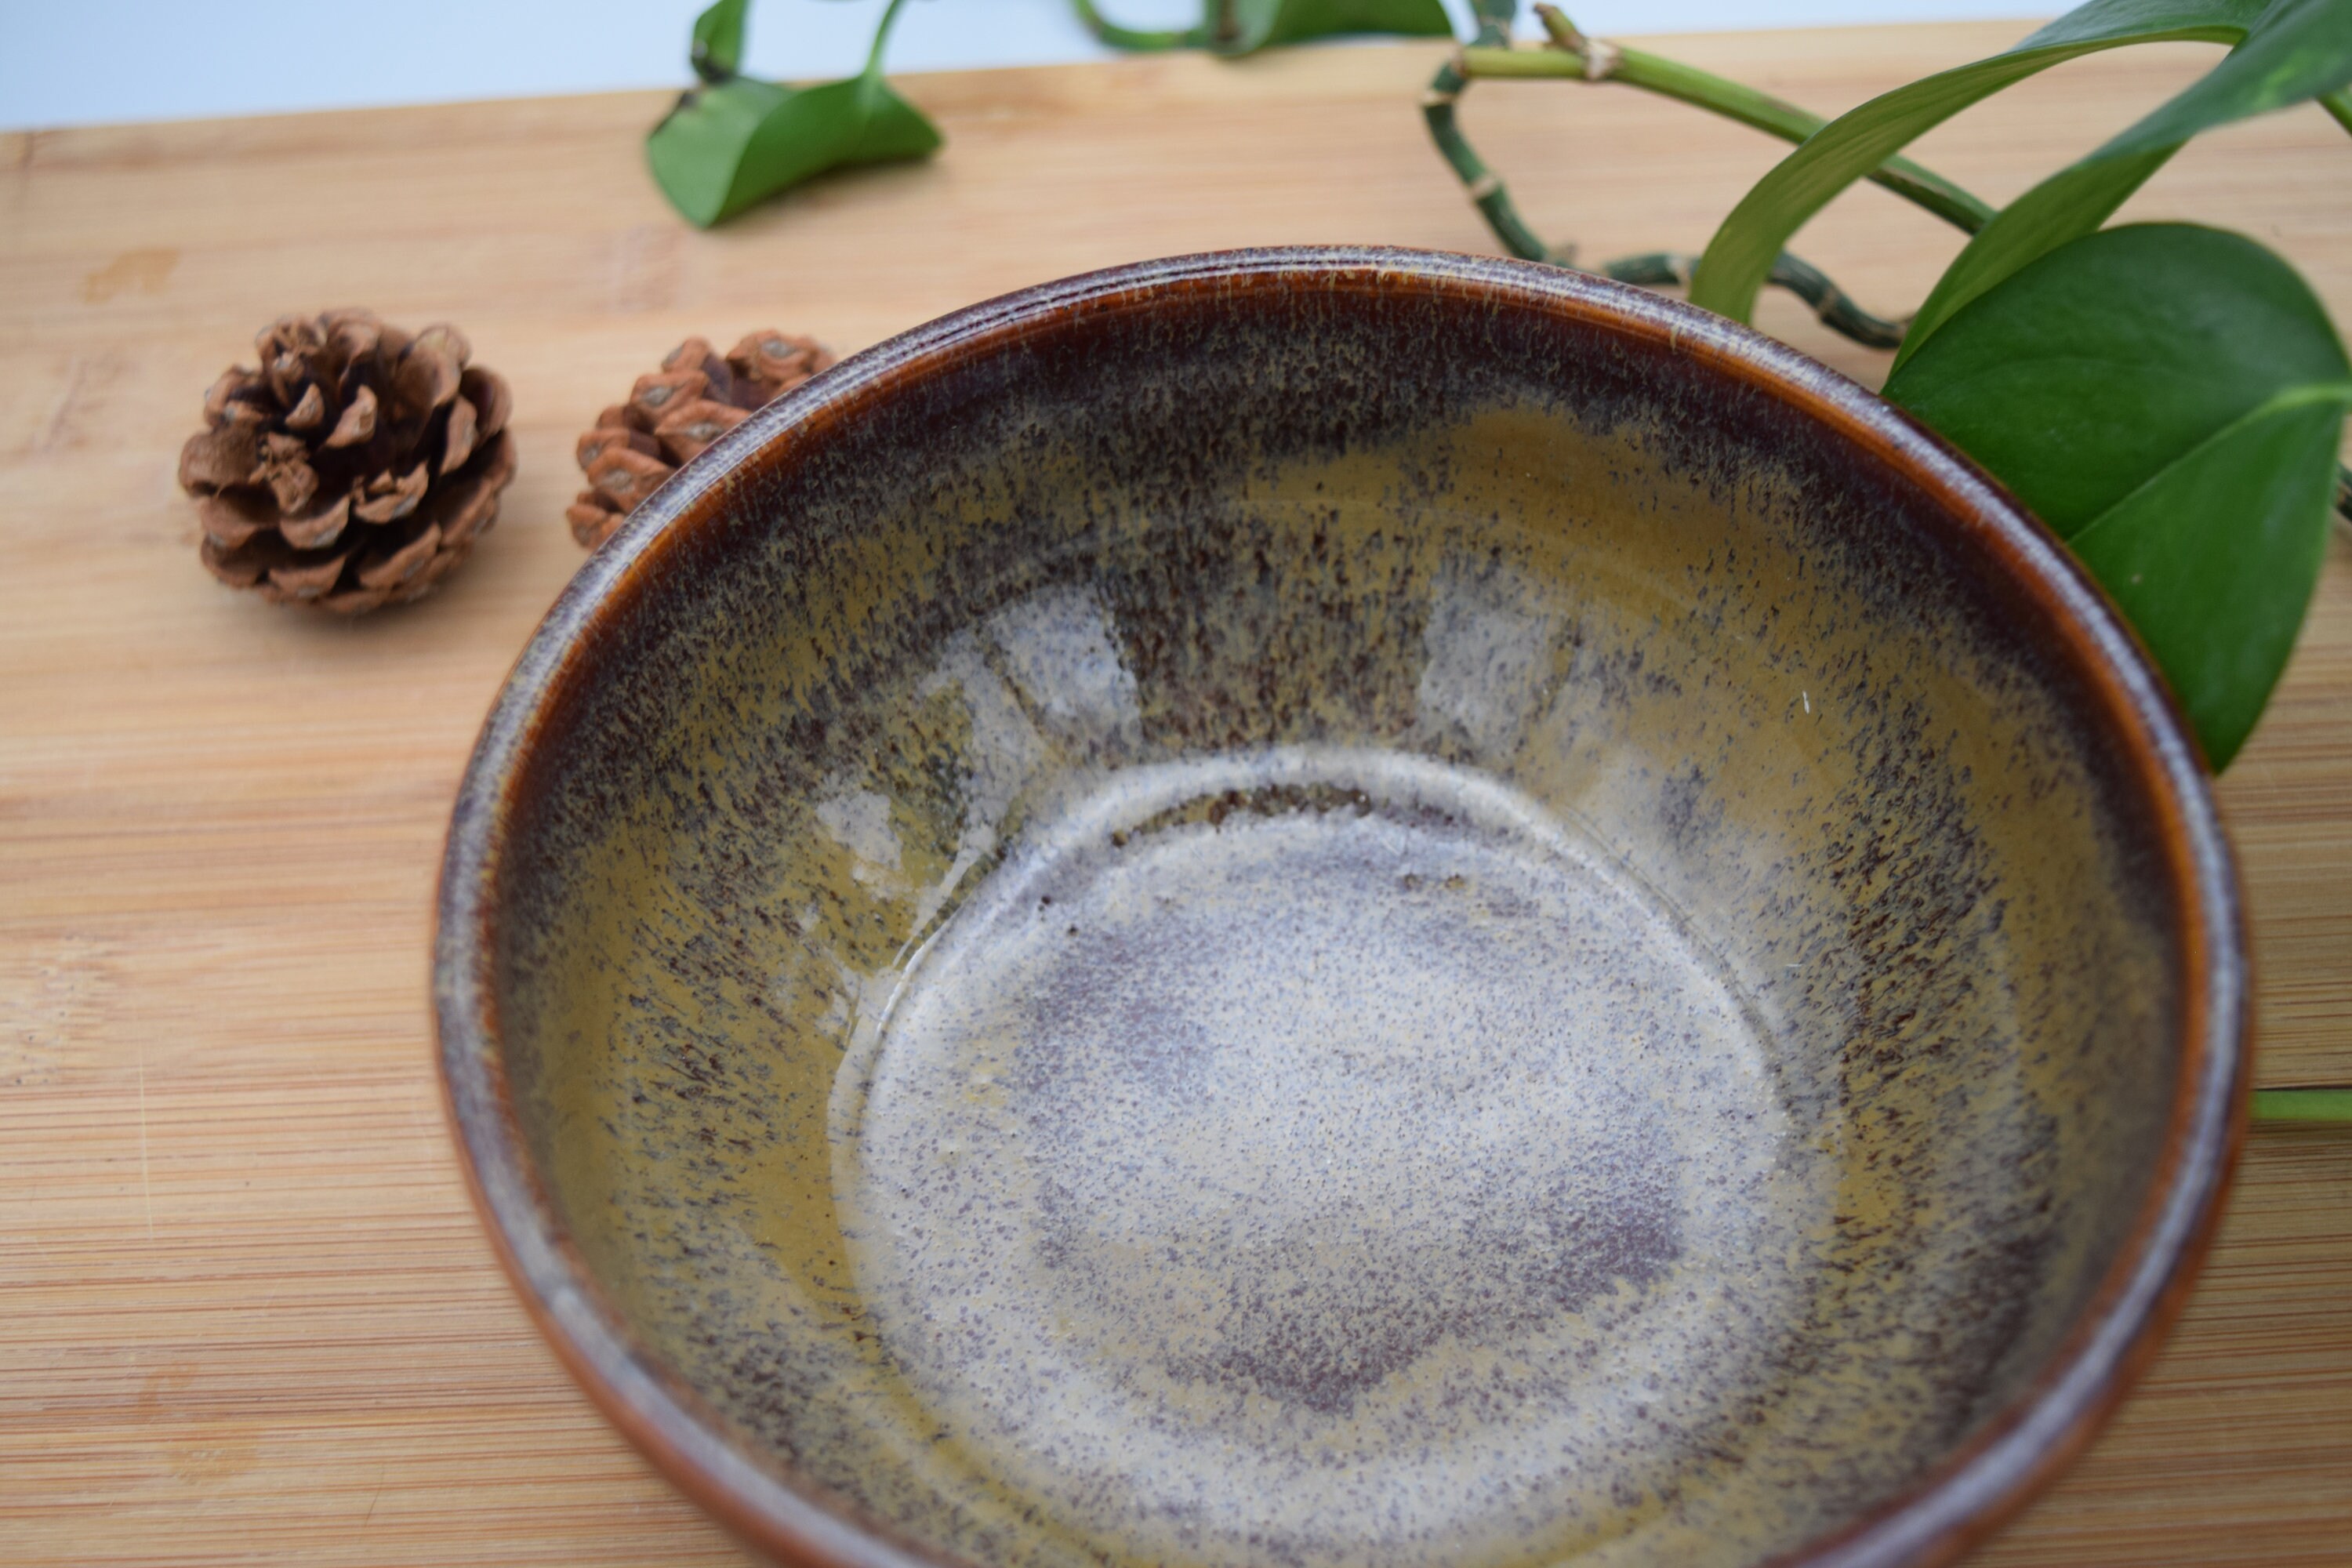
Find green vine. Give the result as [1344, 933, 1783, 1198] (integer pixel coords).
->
[1069, 0, 1198, 53]
[1429, 3, 2352, 1126]
[2253, 1087, 2352, 1123]
[1436, 8, 2352, 529]
[1427, 6, 2001, 348]
[1073, 0, 1451, 58]
[644, 0, 2352, 1127]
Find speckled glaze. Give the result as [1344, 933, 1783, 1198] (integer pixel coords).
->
[436, 249, 2246, 1568]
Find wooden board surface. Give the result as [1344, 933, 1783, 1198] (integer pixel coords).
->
[3, 21, 2348, 1566]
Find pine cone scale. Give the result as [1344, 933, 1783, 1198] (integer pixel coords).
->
[587, 446, 670, 509]
[394, 342, 463, 422]
[577, 426, 659, 470]
[180, 423, 260, 491]
[441, 397, 480, 475]
[461, 368, 512, 439]
[426, 432, 515, 543]
[284, 383, 327, 431]
[653, 397, 746, 464]
[198, 491, 274, 550]
[325, 385, 377, 448]
[270, 544, 357, 601]
[358, 522, 441, 591]
[203, 368, 256, 423]
[280, 492, 353, 550]
[199, 533, 267, 587]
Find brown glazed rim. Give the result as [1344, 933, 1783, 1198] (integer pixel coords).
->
[434, 247, 2248, 1568]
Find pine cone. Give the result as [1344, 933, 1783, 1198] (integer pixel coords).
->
[181, 310, 517, 612]
[568, 331, 834, 549]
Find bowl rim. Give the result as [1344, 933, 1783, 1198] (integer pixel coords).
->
[434, 245, 2248, 1568]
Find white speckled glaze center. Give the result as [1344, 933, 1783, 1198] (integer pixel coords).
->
[837, 750, 1834, 1566]
[478, 256, 2202, 1568]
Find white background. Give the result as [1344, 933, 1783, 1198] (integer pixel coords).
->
[0, 2, 2040, 132]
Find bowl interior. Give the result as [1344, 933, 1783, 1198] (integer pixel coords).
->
[474, 260, 2200, 1568]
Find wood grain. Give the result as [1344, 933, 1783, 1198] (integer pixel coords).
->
[2, 22, 2347, 1566]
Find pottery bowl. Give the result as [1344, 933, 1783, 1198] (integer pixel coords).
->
[437, 249, 2244, 1568]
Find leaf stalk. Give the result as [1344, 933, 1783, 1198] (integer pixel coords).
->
[866, 0, 917, 78]
[1071, 0, 1196, 53]
[2253, 1087, 2352, 1123]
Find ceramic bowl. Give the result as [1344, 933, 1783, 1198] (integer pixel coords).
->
[437, 248, 2245, 1568]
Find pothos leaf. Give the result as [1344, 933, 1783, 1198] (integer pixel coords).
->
[1883, 224, 2352, 768]
[1075, 0, 1451, 58]
[648, 0, 942, 230]
[1687, 1, 2268, 327]
[1894, 0, 2352, 366]
[691, 0, 750, 83]
[1220, 0, 1453, 55]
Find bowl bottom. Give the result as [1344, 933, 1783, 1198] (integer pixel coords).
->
[833, 747, 1840, 1566]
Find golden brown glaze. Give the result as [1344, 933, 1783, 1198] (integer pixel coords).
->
[437, 249, 2245, 1568]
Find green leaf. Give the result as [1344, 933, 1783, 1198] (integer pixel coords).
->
[647, 0, 942, 230]
[691, 0, 750, 83]
[1895, 0, 2352, 365]
[1074, 0, 1451, 57]
[1068, 0, 1193, 51]
[2071, 394, 2345, 766]
[1883, 224, 2352, 768]
[648, 74, 940, 227]
[1220, 0, 1453, 55]
[1687, 1, 2267, 325]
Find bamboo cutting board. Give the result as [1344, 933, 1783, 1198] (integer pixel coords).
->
[2, 22, 2348, 1566]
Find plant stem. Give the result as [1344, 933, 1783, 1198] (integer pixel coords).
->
[2252, 1087, 2352, 1124]
[2324, 87, 2352, 140]
[1602, 252, 1906, 347]
[866, 0, 920, 76]
[1540, 7, 1990, 233]
[1069, 0, 1202, 52]
[1424, 45, 1561, 263]
[1442, 10, 2352, 510]
[1454, 45, 1581, 76]
[1465, 8, 1994, 235]
[1430, 14, 1930, 345]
